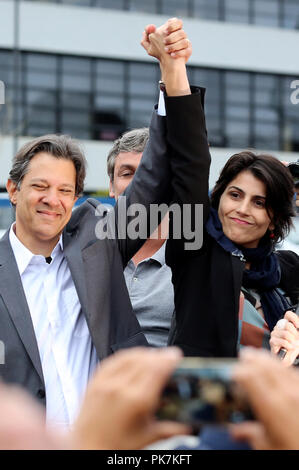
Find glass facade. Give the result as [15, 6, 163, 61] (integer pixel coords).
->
[25, 0, 299, 30]
[0, 50, 298, 152]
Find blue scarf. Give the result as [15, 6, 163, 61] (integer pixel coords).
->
[206, 207, 291, 331]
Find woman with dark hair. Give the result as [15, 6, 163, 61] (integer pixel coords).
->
[167, 143, 299, 365]
[139, 15, 299, 365]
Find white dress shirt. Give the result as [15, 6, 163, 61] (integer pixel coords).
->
[9, 224, 98, 430]
[158, 90, 166, 116]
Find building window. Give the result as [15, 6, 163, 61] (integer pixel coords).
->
[0, 49, 298, 154]
[283, 0, 299, 29]
[225, 0, 251, 24]
[94, 60, 126, 140]
[253, 0, 280, 28]
[23, 0, 299, 30]
[282, 76, 299, 152]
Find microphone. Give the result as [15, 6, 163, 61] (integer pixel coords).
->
[278, 302, 299, 360]
[45, 256, 52, 264]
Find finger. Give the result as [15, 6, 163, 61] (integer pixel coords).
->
[229, 422, 272, 450]
[86, 348, 182, 418]
[123, 349, 177, 391]
[269, 337, 280, 354]
[140, 31, 150, 51]
[281, 352, 299, 367]
[273, 321, 298, 339]
[93, 347, 156, 382]
[239, 347, 299, 384]
[101, 349, 183, 423]
[270, 346, 280, 354]
[234, 349, 299, 412]
[272, 339, 299, 352]
[271, 329, 298, 349]
[98, 348, 181, 402]
[234, 349, 284, 400]
[233, 372, 284, 428]
[164, 29, 187, 45]
[165, 17, 183, 34]
[169, 47, 192, 59]
[147, 421, 191, 445]
[276, 318, 288, 330]
[270, 339, 299, 366]
[270, 336, 294, 353]
[130, 348, 183, 405]
[275, 318, 297, 336]
[285, 319, 299, 335]
[284, 311, 299, 329]
[165, 38, 191, 54]
[145, 24, 156, 35]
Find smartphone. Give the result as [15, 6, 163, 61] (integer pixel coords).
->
[156, 357, 254, 432]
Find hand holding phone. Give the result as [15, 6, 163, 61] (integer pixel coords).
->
[277, 303, 299, 361]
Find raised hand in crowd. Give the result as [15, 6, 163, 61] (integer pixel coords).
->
[0, 347, 189, 450]
[231, 348, 299, 450]
[141, 17, 192, 62]
[71, 347, 189, 450]
[141, 17, 192, 97]
[270, 310, 299, 366]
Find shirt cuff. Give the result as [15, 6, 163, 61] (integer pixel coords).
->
[157, 90, 166, 116]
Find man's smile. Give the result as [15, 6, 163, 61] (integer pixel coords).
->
[36, 210, 61, 219]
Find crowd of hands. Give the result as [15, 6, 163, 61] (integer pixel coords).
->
[1, 346, 299, 450]
[1, 18, 299, 451]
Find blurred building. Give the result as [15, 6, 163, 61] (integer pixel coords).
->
[0, 0, 298, 193]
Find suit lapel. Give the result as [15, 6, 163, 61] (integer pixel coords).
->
[81, 240, 111, 359]
[62, 230, 90, 322]
[63, 229, 111, 360]
[0, 234, 44, 383]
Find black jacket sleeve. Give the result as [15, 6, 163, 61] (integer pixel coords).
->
[165, 87, 212, 264]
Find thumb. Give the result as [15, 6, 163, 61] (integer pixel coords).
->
[140, 31, 150, 51]
[229, 422, 272, 450]
[145, 24, 156, 35]
[146, 421, 191, 445]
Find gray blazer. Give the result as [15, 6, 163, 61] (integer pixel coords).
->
[0, 92, 201, 405]
[0, 105, 172, 405]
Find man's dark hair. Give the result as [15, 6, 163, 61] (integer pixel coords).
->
[9, 134, 87, 196]
[210, 150, 295, 244]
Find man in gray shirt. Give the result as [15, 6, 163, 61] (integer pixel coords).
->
[107, 128, 174, 347]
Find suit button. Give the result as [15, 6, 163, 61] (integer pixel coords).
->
[37, 389, 45, 399]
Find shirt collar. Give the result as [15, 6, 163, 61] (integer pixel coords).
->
[9, 223, 63, 276]
[150, 241, 166, 266]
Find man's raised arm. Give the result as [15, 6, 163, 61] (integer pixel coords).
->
[141, 18, 191, 97]
[113, 18, 195, 265]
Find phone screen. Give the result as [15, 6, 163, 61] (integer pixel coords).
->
[156, 358, 254, 431]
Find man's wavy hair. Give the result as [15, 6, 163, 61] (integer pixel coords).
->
[107, 128, 149, 182]
[210, 151, 295, 244]
[9, 134, 87, 197]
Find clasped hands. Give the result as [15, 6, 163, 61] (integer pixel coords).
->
[141, 17, 192, 63]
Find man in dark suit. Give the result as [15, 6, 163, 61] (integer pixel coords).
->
[0, 18, 197, 429]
